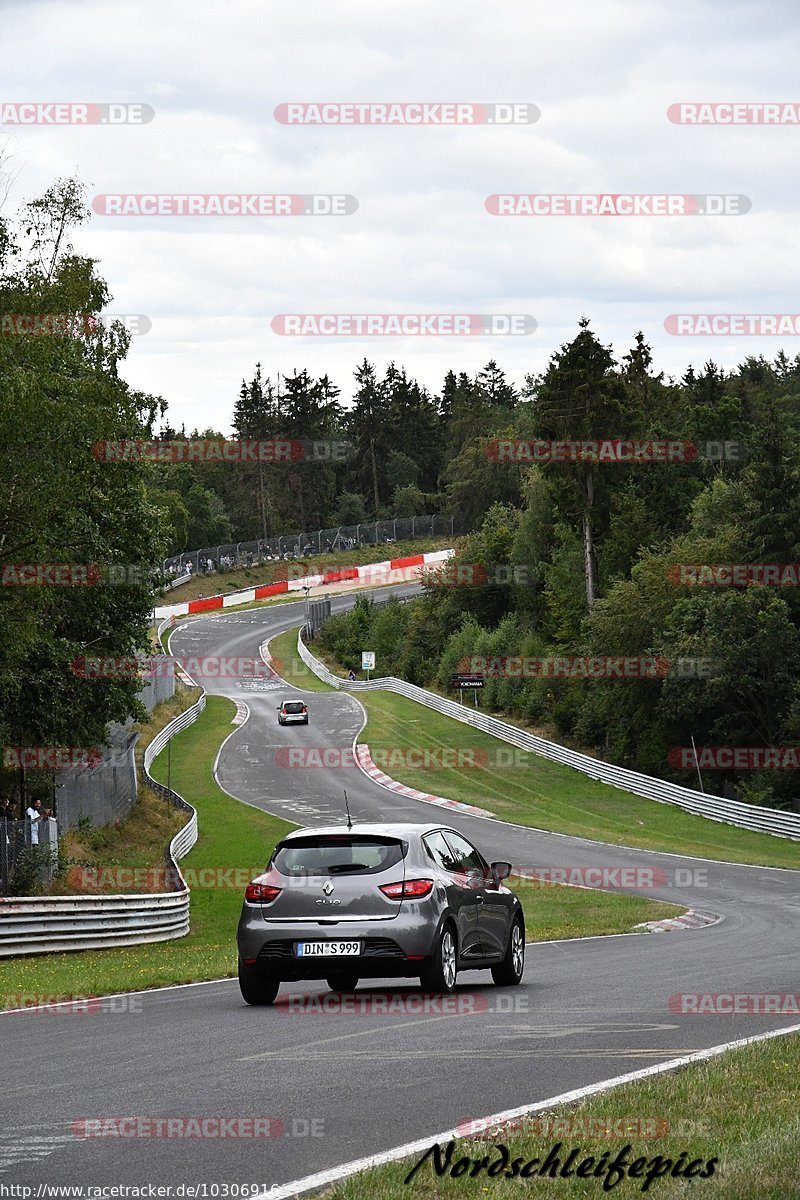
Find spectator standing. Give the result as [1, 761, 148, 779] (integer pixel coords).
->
[25, 798, 42, 846]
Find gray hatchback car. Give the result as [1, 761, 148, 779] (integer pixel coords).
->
[237, 822, 525, 1005]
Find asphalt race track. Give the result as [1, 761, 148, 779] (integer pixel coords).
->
[4, 589, 799, 1189]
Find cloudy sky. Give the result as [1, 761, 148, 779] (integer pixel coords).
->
[3, 0, 799, 431]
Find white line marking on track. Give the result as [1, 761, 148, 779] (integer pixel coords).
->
[257, 1021, 800, 1200]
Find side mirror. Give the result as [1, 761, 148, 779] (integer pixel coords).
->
[490, 861, 512, 887]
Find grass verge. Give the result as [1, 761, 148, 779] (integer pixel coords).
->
[510, 876, 680, 940]
[329, 1030, 800, 1200]
[273, 625, 800, 869]
[268, 626, 336, 693]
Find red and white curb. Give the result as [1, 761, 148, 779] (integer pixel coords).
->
[154, 549, 454, 620]
[355, 744, 495, 818]
[635, 908, 720, 933]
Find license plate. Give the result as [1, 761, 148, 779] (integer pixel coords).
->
[295, 941, 361, 957]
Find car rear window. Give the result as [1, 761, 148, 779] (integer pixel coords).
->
[273, 835, 406, 876]
[282, 702, 305, 714]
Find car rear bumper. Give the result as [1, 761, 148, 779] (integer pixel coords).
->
[237, 911, 441, 978]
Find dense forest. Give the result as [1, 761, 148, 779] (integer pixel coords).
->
[151, 356, 521, 554]
[2, 178, 799, 811]
[317, 327, 800, 810]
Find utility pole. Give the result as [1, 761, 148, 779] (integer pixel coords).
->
[690, 734, 704, 793]
[302, 585, 311, 638]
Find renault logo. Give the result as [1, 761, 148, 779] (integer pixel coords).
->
[322, 881, 334, 896]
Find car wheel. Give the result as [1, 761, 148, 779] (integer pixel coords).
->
[238, 962, 280, 1006]
[326, 973, 359, 992]
[420, 922, 457, 994]
[491, 916, 525, 986]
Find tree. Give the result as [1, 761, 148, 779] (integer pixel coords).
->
[384, 364, 442, 490]
[390, 485, 427, 517]
[386, 450, 420, 492]
[347, 360, 390, 514]
[0, 177, 169, 760]
[524, 318, 628, 608]
[232, 364, 279, 539]
[334, 492, 368, 526]
[476, 359, 517, 409]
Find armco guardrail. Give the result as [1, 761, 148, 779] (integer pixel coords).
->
[298, 634, 800, 842]
[0, 695, 205, 957]
[153, 547, 455, 621]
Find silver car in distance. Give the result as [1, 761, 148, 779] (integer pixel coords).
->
[237, 822, 525, 1005]
[277, 699, 308, 725]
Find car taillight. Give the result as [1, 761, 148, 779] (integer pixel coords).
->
[245, 882, 282, 903]
[379, 879, 433, 900]
[302, 707, 307, 714]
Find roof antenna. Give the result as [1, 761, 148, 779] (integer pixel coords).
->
[344, 789, 353, 830]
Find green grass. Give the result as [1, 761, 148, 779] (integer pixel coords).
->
[267, 626, 336, 692]
[331, 1031, 800, 1200]
[510, 876, 680, 940]
[273, 625, 800, 870]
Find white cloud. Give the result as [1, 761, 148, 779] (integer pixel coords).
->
[2, 0, 799, 429]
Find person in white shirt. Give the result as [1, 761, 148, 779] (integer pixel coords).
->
[26, 799, 42, 846]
